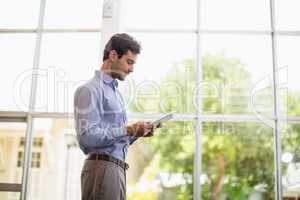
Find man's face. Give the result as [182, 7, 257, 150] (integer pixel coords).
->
[111, 50, 137, 81]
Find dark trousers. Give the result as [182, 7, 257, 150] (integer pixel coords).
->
[81, 159, 126, 200]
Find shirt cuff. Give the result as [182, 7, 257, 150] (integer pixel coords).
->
[111, 126, 127, 137]
[129, 136, 138, 145]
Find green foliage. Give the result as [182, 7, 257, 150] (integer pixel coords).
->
[128, 191, 158, 200]
[129, 54, 300, 199]
[282, 93, 300, 163]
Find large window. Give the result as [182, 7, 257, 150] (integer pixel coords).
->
[276, 0, 300, 30]
[277, 36, 300, 117]
[0, 0, 40, 28]
[35, 33, 101, 113]
[0, 122, 27, 200]
[201, 34, 274, 115]
[0, 34, 35, 111]
[201, 0, 270, 30]
[125, 0, 197, 29]
[27, 118, 84, 200]
[202, 122, 275, 199]
[119, 33, 197, 114]
[43, 0, 103, 29]
[1, 0, 300, 199]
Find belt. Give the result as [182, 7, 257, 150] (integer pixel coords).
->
[86, 153, 129, 170]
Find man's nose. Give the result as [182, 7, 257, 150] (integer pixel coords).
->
[128, 66, 134, 73]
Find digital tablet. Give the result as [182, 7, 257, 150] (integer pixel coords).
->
[152, 113, 175, 126]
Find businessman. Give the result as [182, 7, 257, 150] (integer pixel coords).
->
[74, 33, 159, 200]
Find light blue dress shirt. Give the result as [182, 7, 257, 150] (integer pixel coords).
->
[74, 70, 137, 161]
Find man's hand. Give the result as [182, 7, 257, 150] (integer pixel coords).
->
[127, 121, 154, 137]
[143, 122, 162, 137]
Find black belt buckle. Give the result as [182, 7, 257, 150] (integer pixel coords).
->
[124, 163, 129, 170]
[96, 154, 101, 161]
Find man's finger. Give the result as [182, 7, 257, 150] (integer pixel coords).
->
[143, 130, 154, 137]
[156, 123, 162, 128]
[144, 122, 154, 129]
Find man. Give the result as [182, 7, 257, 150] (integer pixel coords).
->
[74, 33, 159, 200]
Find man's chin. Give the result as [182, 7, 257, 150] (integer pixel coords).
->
[117, 74, 126, 81]
[112, 72, 126, 81]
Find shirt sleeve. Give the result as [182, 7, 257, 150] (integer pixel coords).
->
[74, 85, 127, 149]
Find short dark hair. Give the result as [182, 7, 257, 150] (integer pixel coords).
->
[103, 33, 141, 61]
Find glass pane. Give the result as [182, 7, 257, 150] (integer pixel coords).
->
[202, 34, 274, 117]
[29, 118, 193, 200]
[0, 0, 40, 28]
[0, 121, 27, 197]
[277, 36, 300, 117]
[0, 34, 35, 111]
[44, 0, 103, 28]
[29, 118, 83, 200]
[276, 0, 300, 30]
[125, 0, 197, 29]
[35, 33, 101, 113]
[281, 123, 300, 199]
[201, 0, 270, 30]
[121, 33, 196, 114]
[202, 122, 275, 199]
[0, 192, 20, 200]
[127, 120, 194, 199]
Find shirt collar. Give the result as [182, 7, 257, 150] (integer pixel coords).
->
[95, 70, 118, 88]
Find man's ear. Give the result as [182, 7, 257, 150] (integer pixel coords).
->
[109, 50, 118, 61]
